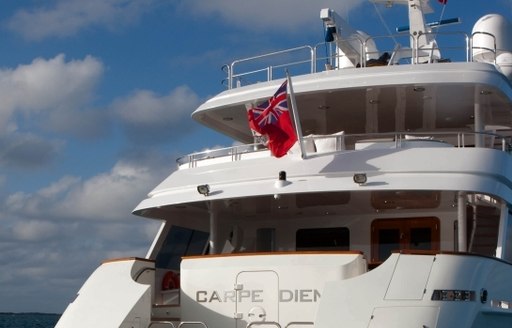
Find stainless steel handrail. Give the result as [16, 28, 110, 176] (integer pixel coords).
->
[247, 321, 282, 328]
[176, 130, 512, 166]
[224, 30, 494, 88]
[149, 321, 176, 328]
[178, 321, 209, 328]
[284, 321, 314, 328]
[229, 46, 314, 89]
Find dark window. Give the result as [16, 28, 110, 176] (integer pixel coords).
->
[378, 228, 401, 261]
[296, 227, 350, 251]
[409, 227, 432, 250]
[156, 226, 209, 269]
[256, 228, 276, 252]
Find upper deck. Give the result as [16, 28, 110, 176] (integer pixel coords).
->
[135, 5, 512, 219]
[192, 28, 512, 147]
[184, 26, 512, 168]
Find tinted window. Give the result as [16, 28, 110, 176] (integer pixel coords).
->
[378, 228, 401, 261]
[296, 227, 349, 251]
[409, 227, 432, 250]
[156, 226, 209, 269]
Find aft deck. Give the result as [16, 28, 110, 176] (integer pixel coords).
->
[177, 130, 512, 169]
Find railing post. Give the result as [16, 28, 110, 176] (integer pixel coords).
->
[465, 34, 471, 62]
[412, 33, 418, 64]
[228, 64, 233, 90]
[457, 191, 468, 252]
[360, 39, 365, 68]
[310, 46, 316, 73]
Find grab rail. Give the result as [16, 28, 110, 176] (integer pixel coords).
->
[149, 321, 176, 328]
[285, 322, 314, 328]
[178, 321, 209, 328]
[152, 320, 314, 328]
[246, 321, 314, 328]
[247, 321, 282, 328]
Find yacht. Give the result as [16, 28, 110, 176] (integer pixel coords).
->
[56, 1, 512, 327]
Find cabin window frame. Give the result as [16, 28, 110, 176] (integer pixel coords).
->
[371, 217, 440, 263]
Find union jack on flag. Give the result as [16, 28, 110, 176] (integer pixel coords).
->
[249, 81, 289, 132]
[247, 80, 297, 158]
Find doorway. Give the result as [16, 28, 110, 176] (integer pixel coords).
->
[371, 217, 440, 264]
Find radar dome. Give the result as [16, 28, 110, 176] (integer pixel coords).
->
[472, 14, 512, 62]
[497, 52, 512, 80]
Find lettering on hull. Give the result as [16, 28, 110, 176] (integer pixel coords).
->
[196, 289, 321, 303]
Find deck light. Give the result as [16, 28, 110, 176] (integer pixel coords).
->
[353, 173, 367, 185]
[275, 171, 290, 188]
[197, 184, 210, 196]
[279, 171, 287, 181]
[480, 288, 488, 303]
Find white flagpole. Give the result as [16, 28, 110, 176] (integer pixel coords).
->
[286, 71, 307, 159]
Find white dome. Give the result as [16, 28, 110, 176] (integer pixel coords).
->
[496, 52, 512, 80]
[472, 14, 512, 62]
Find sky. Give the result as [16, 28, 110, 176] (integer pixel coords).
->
[0, 0, 511, 314]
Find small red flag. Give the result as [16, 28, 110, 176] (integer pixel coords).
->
[438, 0, 447, 4]
[247, 80, 297, 158]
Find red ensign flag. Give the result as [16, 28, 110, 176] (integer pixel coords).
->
[247, 80, 297, 158]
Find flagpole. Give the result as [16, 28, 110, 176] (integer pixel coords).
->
[286, 70, 307, 159]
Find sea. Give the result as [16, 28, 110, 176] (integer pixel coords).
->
[0, 313, 60, 328]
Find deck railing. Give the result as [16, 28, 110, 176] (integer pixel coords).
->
[223, 46, 315, 90]
[176, 130, 512, 167]
[224, 31, 495, 89]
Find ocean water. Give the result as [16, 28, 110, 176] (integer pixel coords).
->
[0, 313, 60, 328]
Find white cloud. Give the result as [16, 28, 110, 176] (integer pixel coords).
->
[4, 54, 102, 112]
[12, 220, 59, 242]
[5, 176, 80, 216]
[180, 0, 364, 33]
[60, 160, 162, 221]
[0, 155, 167, 312]
[7, 0, 159, 41]
[113, 86, 199, 125]
[0, 54, 105, 167]
[0, 133, 64, 168]
[4, 156, 169, 222]
[38, 175, 82, 199]
[0, 54, 103, 130]
[111, 85, 202, 143]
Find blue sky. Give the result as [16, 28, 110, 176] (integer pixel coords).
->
[0, 0, 510, 314]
